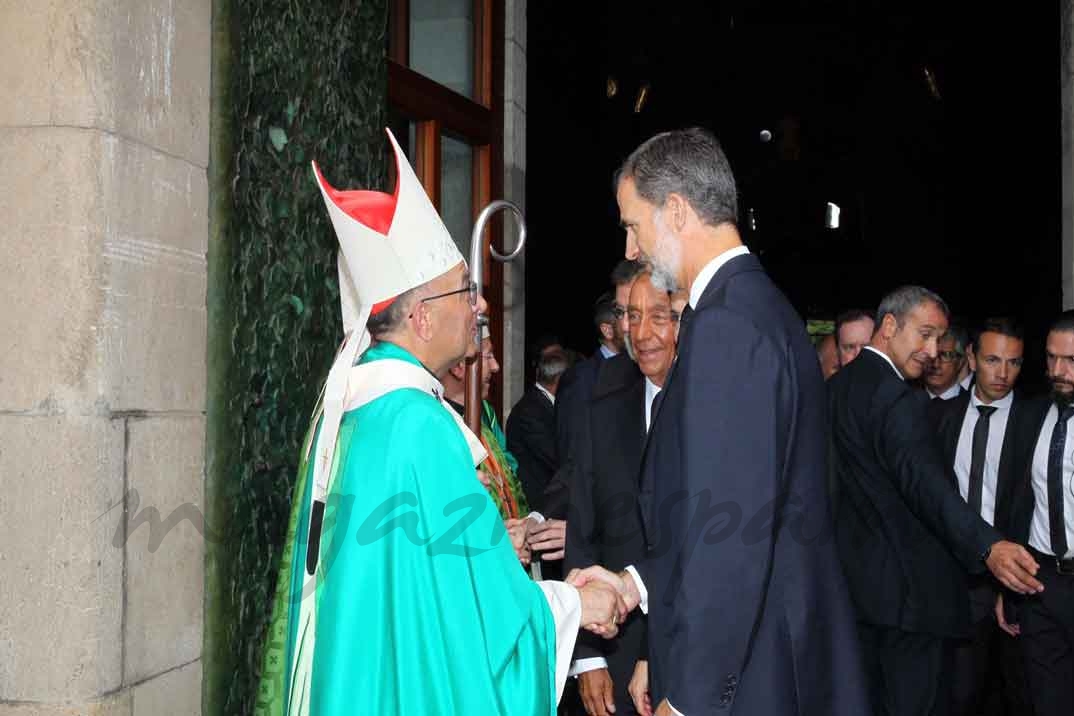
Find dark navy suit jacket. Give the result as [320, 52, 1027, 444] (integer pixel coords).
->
[635, 252, 867, 714]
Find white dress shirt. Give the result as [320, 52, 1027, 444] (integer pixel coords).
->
[645, 377, 662, 431]
[927, 382, 963, 401]
[863, 345, 903, 380]
[569, 377, 665, 678]
[536, 382, 555, 406]
[600, 344, 618, 360]
[1028, 403, 1074, 559]
[688, 245, 751, 308]
[952, 391, 1013, 525]
[961, 372, 974, 391]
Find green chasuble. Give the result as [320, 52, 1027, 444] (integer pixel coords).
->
[257, 342, 560, 715]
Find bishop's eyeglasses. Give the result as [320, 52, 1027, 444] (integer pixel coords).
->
[409, 280, 479, 318]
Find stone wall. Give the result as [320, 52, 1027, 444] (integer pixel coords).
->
[0, 1, 210, 712]
[503, 0, 528, 416]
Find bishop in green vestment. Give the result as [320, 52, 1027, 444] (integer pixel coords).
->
[256, 133, 623, 715]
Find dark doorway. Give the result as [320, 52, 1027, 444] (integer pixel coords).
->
[525, 0, 1059, 391]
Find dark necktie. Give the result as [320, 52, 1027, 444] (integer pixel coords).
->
[968, 405, 997, 515]
[649, 389, 665, 432]
[679, 304, 695, 329]
[1047, 405, 1074, 557]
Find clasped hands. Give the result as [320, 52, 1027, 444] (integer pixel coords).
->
[566, 565, 643, 639]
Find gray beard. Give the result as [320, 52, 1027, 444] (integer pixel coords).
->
[649, 263, 680, 293]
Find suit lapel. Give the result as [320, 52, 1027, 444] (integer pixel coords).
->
[939, 392, 970, 489]
[994, 393, 1022, 527]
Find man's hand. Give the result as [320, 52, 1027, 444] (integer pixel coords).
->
[567, 565, 641, 614]
[578, 580, 625, 639]
[628, 660, 652, 716]
[995, 592, 1020, 637]
[505, 518, 531, 566]
[986, 541, 1044, 595]
[578, 668, 616, 716]
[528, 518, 567, 560]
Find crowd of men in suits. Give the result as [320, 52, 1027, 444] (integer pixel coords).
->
[821, 300, 1074, 716]
[503, 278, 1074, 716]
[495, 128, 1071, 716]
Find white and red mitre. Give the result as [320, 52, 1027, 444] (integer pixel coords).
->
[307, 129, 465, 507]
[312, 127, 464, 346]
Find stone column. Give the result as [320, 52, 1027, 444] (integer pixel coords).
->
[0, 1, 210, 713]
[503, 0, 528, 416]
[1063, 0, 1074, 308]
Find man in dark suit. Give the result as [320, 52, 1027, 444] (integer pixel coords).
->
[925, 322, 971, 425]
[933, 317, 1035, 715]
[1003, 310, 1074, 716]
[508, 347, 571, 580]
[508, 347, 569, 516]
[567, 271, 684, 716]
[573, 128, 869, 716]
[828, 286, 1044, 716]
[547, 261, 643, 521]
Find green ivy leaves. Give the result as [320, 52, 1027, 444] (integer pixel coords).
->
[212, 1, 389, 713]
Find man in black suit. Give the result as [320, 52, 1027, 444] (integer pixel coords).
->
[546, 261, 644, 521]
[556, 262, 644, 466]
[925, 322, 971, 421]
[573, 128, 868, 716]
[933, 317, 1034, 715]
[828, 286, 1044, 716]
[1003, 310, 1074, 716]
[508, 347, 569, 516]
[567, 271, 684, 716]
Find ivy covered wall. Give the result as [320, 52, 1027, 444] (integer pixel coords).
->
[205, 1, 389, 712]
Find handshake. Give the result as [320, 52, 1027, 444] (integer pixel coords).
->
[566, 565, 643, 639]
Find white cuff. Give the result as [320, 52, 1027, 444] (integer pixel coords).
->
[536, 581, 582, 705]
[668, 699, 685, 715]
[568, 656, 609, 677]
[624, 565, 649, 615]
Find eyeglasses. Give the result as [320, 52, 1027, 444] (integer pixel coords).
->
[627, 310, 680, 327]
[409, 281, 478, 318]
[937, 350, 964, 363]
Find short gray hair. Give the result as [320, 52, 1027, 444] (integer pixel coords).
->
[536, 349, 569, 386]
[875, 285, 950, 329]
[615, 127, 738, 228]
[366, 285, 422, 339]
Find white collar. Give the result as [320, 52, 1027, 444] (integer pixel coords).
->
[971, 388, 1013, 411]
[535, 382, 555, 406]
[599, 344, 618, 360]
[927, 382, 963, 401]
[688, 245, 751, 308]
[864, 345, 904, 381]
[644, 376, 662, 399]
